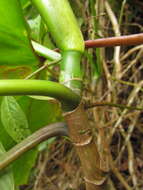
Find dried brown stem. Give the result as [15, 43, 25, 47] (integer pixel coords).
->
[105, 0, 121, 79]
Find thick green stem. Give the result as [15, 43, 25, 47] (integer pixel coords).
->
[31, 0, 85, 93]
[31, 0, 84, 52]
[0, 80, 80, 110]
[60, 51, 82, 94]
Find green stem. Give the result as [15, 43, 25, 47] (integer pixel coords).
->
[31, 0, 85, 93]
[25, 60, 59, 79]
[60, 51, 83, 95]
[31, 40, 61, 61]
[0, 80, 80, 110]
[31, 0, 84, 52]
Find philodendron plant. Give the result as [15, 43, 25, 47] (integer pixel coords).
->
[0, 0, 109, 190]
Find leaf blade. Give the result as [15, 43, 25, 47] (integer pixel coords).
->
[1, 96, 31, 143]
[0, 0, 39, 67]
[0, 142, 15, 190]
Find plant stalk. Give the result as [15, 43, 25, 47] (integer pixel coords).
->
[60, 51, 83, 94]
[0, 122, 68, 170]
[85, 33, 143, 48]
[31, 0, 84, 52]
[0, 80, 80, 110]
[31, 0, 84, 94]
[64, 103, 108, 190]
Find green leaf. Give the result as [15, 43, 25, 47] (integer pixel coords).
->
[12, 96, 63, 187]
[17, 96, 63, 133]
[1, 96, 31, 143]
[13, 148, 38, 187]
[0, 97, 15, 150]
[0, 142, 15, 190]
[0, 121, 15, 150]
[0, 65, 34, 79]
[0, 0, 39, 67]
[0, 96, 38, 187]
[27, 98, 63, 132]
[28, 15, 42, 42]
[20, 0, 31, 9]
[0, 96, 63, 187]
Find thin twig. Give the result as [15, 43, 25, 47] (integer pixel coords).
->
[110, 156, 132, 190]
[120, 44, 143, 61]
[119, 0, 127, 26]
[25, 60, 59, 80]
[110, 77, 143, 92]
[127, 142, 139, 190]
[110, 80, 143, 138]
[121, 49, 143, 77]
[105, 0, 121, 79]
[115, 117, 138, 163]
[116, 123, 139, 190]
[85, 101, 143, 111]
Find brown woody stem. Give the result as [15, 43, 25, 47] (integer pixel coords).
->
[64, 103, 109, 190]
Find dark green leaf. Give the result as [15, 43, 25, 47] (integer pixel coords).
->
[13, 148, 38, 187]
[16, 96, 63, 133]
[27, 98, 63, 132]
[20, 0, 31, 9]
[1, 96, 31, 143]
[0, 142, 15, 190]
[0, 0, 39, 67]
[12, 96, 63, 187]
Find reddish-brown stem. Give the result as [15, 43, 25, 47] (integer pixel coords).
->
[54, 33, 143, 52]
[85, 33, 143, 48]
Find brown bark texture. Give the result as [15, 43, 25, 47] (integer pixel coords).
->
[64, 103, 109, 190]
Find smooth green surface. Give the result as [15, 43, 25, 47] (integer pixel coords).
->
[0, 0, 38, 66]
[26, 99, 62, 132]
[17, 96, 63, 132]
[0, 80, 80, 110]
[1, 97, 31, 143]
[60, 51, 82, 94]
[32, 41, 61, 61]
[32, 0, 84, 52]
[0, 97, 15, 150]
